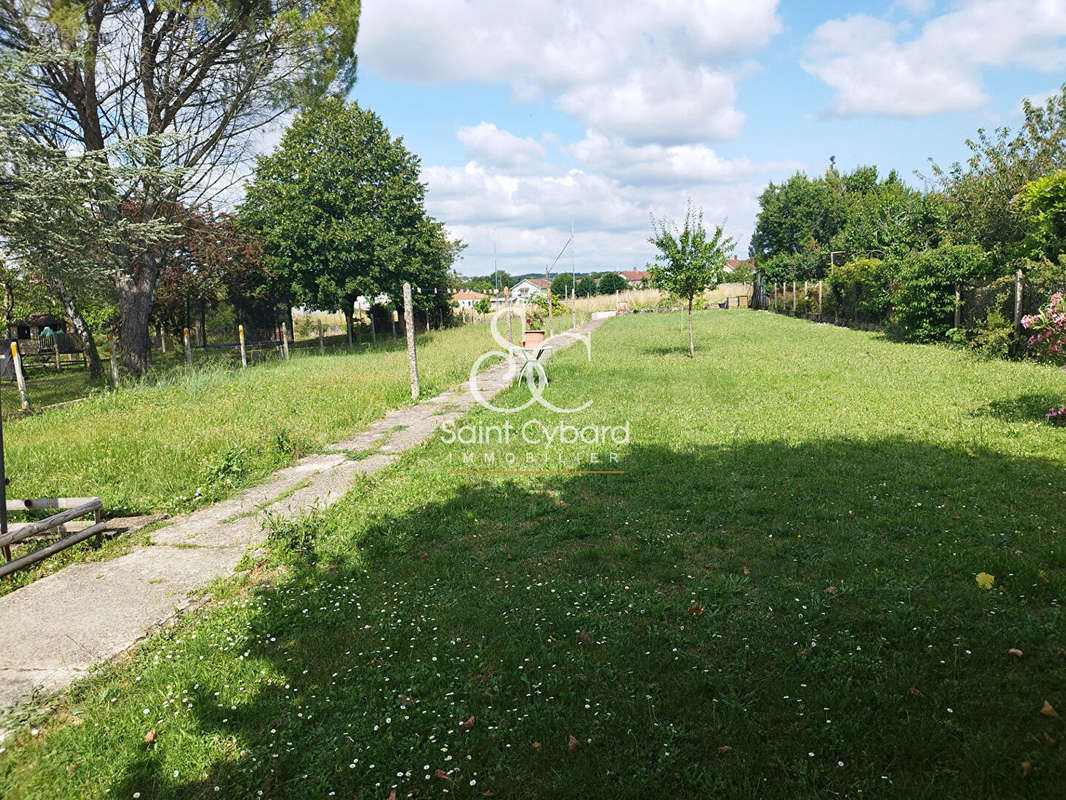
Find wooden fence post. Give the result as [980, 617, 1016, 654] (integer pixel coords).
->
[403, 282, 420, 399]
[1014, 269, 1024, 330]
[107, 337, 120, 389]
[818, 281, 823, 320]
[183, 327, 192, 367]
[318, 321, 324, 354]
[281, 322, 290, 360]
[10, 342, 29, 412]
[954, 284, 962, 329]
[238, 325, 247, 368]
[792, 281, 797, 313]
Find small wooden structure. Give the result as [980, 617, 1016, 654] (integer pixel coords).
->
[0, 497, 105, 577]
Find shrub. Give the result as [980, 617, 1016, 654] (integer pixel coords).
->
[891, 245, 992, 342]
[970, 308, 1015, 359]
[1021, 291, 1066, 364]
[474, 298, 491, 314]
[825, 258, 890, 323]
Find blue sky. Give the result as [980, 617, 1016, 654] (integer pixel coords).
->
[341, 0, 1066, 276]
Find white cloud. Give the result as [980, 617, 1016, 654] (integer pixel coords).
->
[456, 122, 547, 171]
[558, 64, 746, 143]
[803, 1, 1066, 117]
[359, 0, 781, 141]
[423, 158, 773, 276]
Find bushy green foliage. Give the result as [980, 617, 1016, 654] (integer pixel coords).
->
[825, 258, 891, 322]
[474, 298, 491, 314]
[596, 272, 629, 294]
[891, 245, 991, 342]
[1017, 170, 1066, 260]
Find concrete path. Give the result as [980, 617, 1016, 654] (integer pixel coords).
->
[0, 318, 607, 729]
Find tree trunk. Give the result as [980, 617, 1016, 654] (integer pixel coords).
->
[687, 296, 695, 358]
[53, 278, 104, 380]
[116, 265, 158, 377]
[288, 305, 296, 343]
[344, 309, 353, 350]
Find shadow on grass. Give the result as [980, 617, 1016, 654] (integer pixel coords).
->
[973, 393, 1063, 423]
[101, 437, 1066, 800]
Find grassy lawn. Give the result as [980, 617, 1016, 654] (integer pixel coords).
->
[2, 310, 1065, 798]
[0, 324, 494, 594]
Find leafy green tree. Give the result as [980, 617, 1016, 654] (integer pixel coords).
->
[0, 55, 175, 379]
[0, 0, 361, 375]
[241, 99, 454, 341]
[468, 270, 511, 295]
[550, 273, 576, 297]
[1017, 170, 1066, 261]
[596, 272, 629, 295]
[575, 274, 598, 297]
[925, 86, 1066, 268]
[648, 205, 735, 357]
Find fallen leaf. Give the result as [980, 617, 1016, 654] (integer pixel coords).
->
[1041, 700, 1059, 718]
[568, 734, 579, 752]
[717, 745, 732, 754]
[66, 763, 79, 775]
[1039, 570, 1049, 584]
[418, 552, 428, 560]
[742, 566, 751, 576]
[1008, 648, 1024, 659]
[1044, 732, 1057, 745]
[909, 687, 925, 698]
[398, 695, 416, 708]
[388, 791, 397, 800]
[144, 728, 156, 745]
[826, 586, 837, 595]
[461, 716, 475, 729]
[976, 572, 995, 590]
[532, 741, 542, 751]
[704, 563, 714, 570]
[797, 648, 810, 658]
[687, 604, 703, 616]
[578, 631, 596, 645]
[1021, 761, 1033, 777]
[434, 769, 453, 781]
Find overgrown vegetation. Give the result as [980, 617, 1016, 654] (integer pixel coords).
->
[751, 88, 1066, 351]
[2, 312, 1064, 798]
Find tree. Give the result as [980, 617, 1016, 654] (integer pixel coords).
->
[0, 0, 361, 376]
[924, 86, 1066, 269]
[0, 54, 175, 379]
[550, 273, 576, 297]
[240, 99, 456, 340]
[468, 270, 511, 295]
[648, 205, 735, 357]
[596, 272, 628, 295]
[1017, 170, 1066, 261]
[575, 274, 597, 297]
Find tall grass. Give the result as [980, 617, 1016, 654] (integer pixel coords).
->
[3, 323, 496, 516]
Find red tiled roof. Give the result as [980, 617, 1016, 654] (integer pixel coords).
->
[619, 270, 650, 281]
[452, 290, 489, 300]
[526, 278, 551, 289]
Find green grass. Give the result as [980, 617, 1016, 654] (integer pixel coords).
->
[2, 310, 1065, 798]
[0, 324, 495, 594]
[0, 367, 105, 416]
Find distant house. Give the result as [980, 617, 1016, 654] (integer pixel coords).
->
[452, 289, 489, 310]
[509, 278, 551, 303]
[724, 257, 753, 276]
[618, 269, 650, 288]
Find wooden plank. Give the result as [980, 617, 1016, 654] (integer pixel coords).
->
[0, 498, 102, 548]
[0, 520, 108, 578]
[6, 497, 100, 512]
